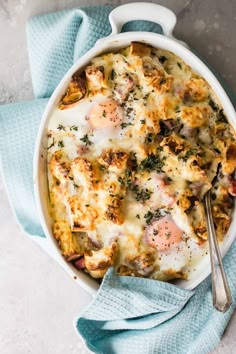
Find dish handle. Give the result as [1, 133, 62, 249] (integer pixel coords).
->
[109, 2, 177, 38]
[96, 2, 187, 47]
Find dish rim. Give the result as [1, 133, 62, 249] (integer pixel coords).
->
[33, 31, 236, 294]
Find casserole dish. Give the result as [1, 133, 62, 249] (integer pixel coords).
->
[34, 2, 236, 294]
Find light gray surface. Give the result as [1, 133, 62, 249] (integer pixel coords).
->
[0, 1, 235, 353]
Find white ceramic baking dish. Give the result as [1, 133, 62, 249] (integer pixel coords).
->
[33, 2, 236, 295]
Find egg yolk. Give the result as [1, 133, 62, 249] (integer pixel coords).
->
[89, 99, 123, 129]
[145, 215, 183, 251]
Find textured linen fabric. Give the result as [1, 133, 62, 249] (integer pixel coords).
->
[0, 5, 235, 354]
[76, 263, 236, 354]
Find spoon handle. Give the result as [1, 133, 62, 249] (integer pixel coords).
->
[204, 191, 232, 312]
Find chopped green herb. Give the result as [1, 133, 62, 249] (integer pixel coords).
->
[125, 170, 132, 188]
[132, 187, 152, 203]
[209, 98, 218, 112]
[119, 170, 153, 203]
[140, 154, 164, 173]
[57, 124, 66, 131]
[102, 110, 106, 117]
[217, 109, 227, 123]
[179, 148, 196, 162]
[120, 122, 133, 129]
[70, 125, 78, 131]
[136, 214, 140, 219]
[118, 177, 125, 185]
[143, 93, 150, 100]
[126, 107, 134, 117]
[140, 119, 146, 124]
[144, 211, 154, 225]
[144, 209, 169, 225]
[177, 62, 182, 69]
[73, 183, 79, 189]
[99, 165, 106, 171]
[125, 170, 132, 178]
[80, 134, 92, 146]
[58, 140, 64, 148]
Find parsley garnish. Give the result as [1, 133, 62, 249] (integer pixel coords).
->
[120, 122, 133, 129]
[80, 134, 92, 146]
[209, 98, 227, 123]
[118, 177, 124, 185]
[139, 154, 164, 173]
[144, 209, 169, 225]
[118, 170, 132, 188]
[177, 62, 182, 69]
[58, 140, 64, 148]
[125, 107, 134, 118]
[133, 187, 152, 202]
[209, 98, 218, 112]
[217, 109, 227, 123]
[57, 124, 65, 131]
[70, 125, 78, 131]
[144, 211, 154, 225]
[102, 110, 106, 117]
[143, 93, 150, 100]
[140, 119, 146, 124]
[178, 148, 196, 162]
[184, 148, 195, 159]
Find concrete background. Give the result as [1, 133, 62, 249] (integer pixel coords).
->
[0, 0, 235, 353]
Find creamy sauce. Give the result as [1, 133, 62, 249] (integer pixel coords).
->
[47, 43, 235, 281]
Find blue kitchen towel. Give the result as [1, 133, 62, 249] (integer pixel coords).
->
[0, 5, 235, 354]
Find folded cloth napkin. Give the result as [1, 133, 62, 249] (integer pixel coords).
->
[0, 5, 235, 354]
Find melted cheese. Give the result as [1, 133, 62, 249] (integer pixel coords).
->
[47, 42, 236, 282]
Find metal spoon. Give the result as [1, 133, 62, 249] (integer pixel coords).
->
[204, 190, 232, 312]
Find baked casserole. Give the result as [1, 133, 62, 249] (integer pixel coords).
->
[47, 42, 236, 281]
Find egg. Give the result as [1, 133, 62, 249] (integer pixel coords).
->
[89, 99, 123, 129]
[145, 215, 183, 251]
